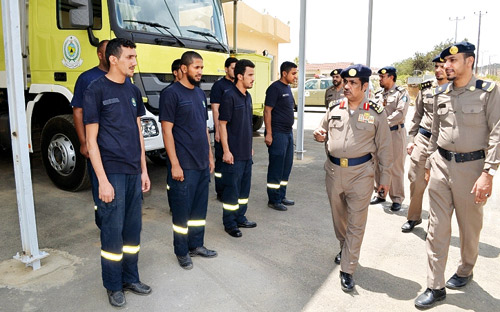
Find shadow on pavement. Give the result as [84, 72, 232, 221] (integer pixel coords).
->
[355, 264, 421, 300]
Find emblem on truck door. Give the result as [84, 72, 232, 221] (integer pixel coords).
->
[62, 36, 83, 69]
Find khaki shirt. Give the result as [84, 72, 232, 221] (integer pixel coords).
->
[425, 76, 500, 171]
[374, 84, 410, 127]
[325, 85, 344, 106]
[319, 97, 393, 185]
[408, 81, 436, 143]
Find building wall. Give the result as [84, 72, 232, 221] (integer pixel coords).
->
[222, 2, 290, 81]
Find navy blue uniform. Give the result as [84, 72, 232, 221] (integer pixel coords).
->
[265, 80, 295, 204]
[219, 85, 253, 229]
[159, 82, 210, 256]
[210, 77, 234, 197]
[83, 76, 145, 292]
[72, 66, 107, 228]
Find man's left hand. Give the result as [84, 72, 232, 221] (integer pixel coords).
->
[471, 172, 493, 204]
[141, 171, 151, 193]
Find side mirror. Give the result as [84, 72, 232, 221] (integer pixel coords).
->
[69, 0, 93, 28]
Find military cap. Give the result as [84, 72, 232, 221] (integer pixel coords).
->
[432, 54, 445, 63]
[330, 68, 343, 76]
[441, 41, 475, 58]
[340, 64, 372, 78]
[377, 66, 396, 75]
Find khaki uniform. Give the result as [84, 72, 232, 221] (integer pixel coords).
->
[320, 97, 393, 274]
[325, 85, 344, 107]
[424, 77, 500, 289]
[407, 80, 435, 220]
[373, 84, 410, 203]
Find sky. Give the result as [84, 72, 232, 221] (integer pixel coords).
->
[241, 0, 500, 69]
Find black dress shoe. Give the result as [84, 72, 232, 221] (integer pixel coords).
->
[225, 227, 242, 237]
[391, 203, 402, 211]
[237, 220, 257, 228]
[282, 198, 295, 206]
[414, 288, 446, 309]
[340, 271, 354, 292]
[401, 219, 422, 232]
[370, 196, 386, 205]
[123, 282, 152, 295]
[107, 290, 126, 307]
[176, 254, 193, 270]
[446, 273, 473, 289]
[268, 202, 287, 211]
[189, 246, 218, 258]
[334, 251, 342, 265]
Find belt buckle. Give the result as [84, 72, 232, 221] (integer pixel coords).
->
[340, 158, 348, 168]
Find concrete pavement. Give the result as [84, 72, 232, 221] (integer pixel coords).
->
[1, 108, 499, 312]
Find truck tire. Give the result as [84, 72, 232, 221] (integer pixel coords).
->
[148, 149, 167, 166]
[41, 115, 90, 191]
[252, 115, 264, 132]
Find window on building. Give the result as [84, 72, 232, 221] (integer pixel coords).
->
[57, 0, 102, 30]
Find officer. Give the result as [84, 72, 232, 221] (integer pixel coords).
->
[159, 51, 217, 270]
[414, 42, 500, 308]
[210, 57, 238, 201]
[84, 38, 151, 308]
[313, 64, 393, 292]
[324, 68, 344, 107]
[264, 61, 298, 211]
[219, 59, 257, 237]
[370, 66, 410, 211]
[402, 55, 448, 232]
[72, 39, 108, 228]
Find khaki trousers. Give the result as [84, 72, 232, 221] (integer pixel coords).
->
[426, 152, 484, 289]
[325, 159, 374, 274]
[375, 126, 406, 203]
[407, 133, 430, 220]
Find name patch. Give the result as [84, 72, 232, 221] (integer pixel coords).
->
[103, 98, 120, 106]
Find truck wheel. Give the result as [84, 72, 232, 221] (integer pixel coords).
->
[252, 115, 264, 132]
[148, 149, 167, 166]
[41, 115, 90, 191]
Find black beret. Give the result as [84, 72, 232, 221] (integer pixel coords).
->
[340, 64, 372, 79]
[432, 54, 445, 63]
[330, 68, 343, 76]
[441, 41, 475, 58]
[377, 66, 396, 75]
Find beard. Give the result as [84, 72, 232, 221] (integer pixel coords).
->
[187, 74, 201, 87]
[333, 80, 340, 87]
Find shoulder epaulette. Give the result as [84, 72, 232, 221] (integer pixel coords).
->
[369, 100, 384, 114]
[396, 86, 406, 92]
[432, 82, 451, 96]
[420, 80, 433, 90]
[328, 98, 342, 111]
[475, 79, 496, 92]
[375, 89, 383, 95]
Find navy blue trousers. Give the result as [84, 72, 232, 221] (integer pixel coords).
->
[167, 166, 209, 256]
[221, 159, 252, 229]
[214, 140, 224, 197]
[97, 173, 142, 291]
[266, 131, 294, 204]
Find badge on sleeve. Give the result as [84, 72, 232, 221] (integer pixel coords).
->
[402, 95, 408, 102]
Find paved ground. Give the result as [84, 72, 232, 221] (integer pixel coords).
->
[1, 108, 499, 312]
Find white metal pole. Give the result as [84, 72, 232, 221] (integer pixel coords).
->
[233, 0, 238, 53]
[1, 0, 48, 270]
[366, 0, 373, 67]
[295, 0, 307, 160]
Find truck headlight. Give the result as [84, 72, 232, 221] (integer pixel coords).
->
[141, 118, 159, 138]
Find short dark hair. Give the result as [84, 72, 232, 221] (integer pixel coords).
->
[234, 59, 255, 82]
[180, 51, 203, 67]
[464, 52, 476, 69]
[105, 38, 136, 67]
[280, 61, 297, 77]
[171, 59, 181, 73]
[224, 57, 238, 68]
[97, 39, 108, 53]
[388, 73, 397, 82]
[360, 77, 369, 85]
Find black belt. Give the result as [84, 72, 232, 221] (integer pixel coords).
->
[390, 123, 404, 131]
[328, 154, 372, 168]
[419, 127, 431, 138]
[438, 146, 485, 163]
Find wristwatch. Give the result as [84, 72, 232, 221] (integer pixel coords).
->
[483, 168, 496, 177]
